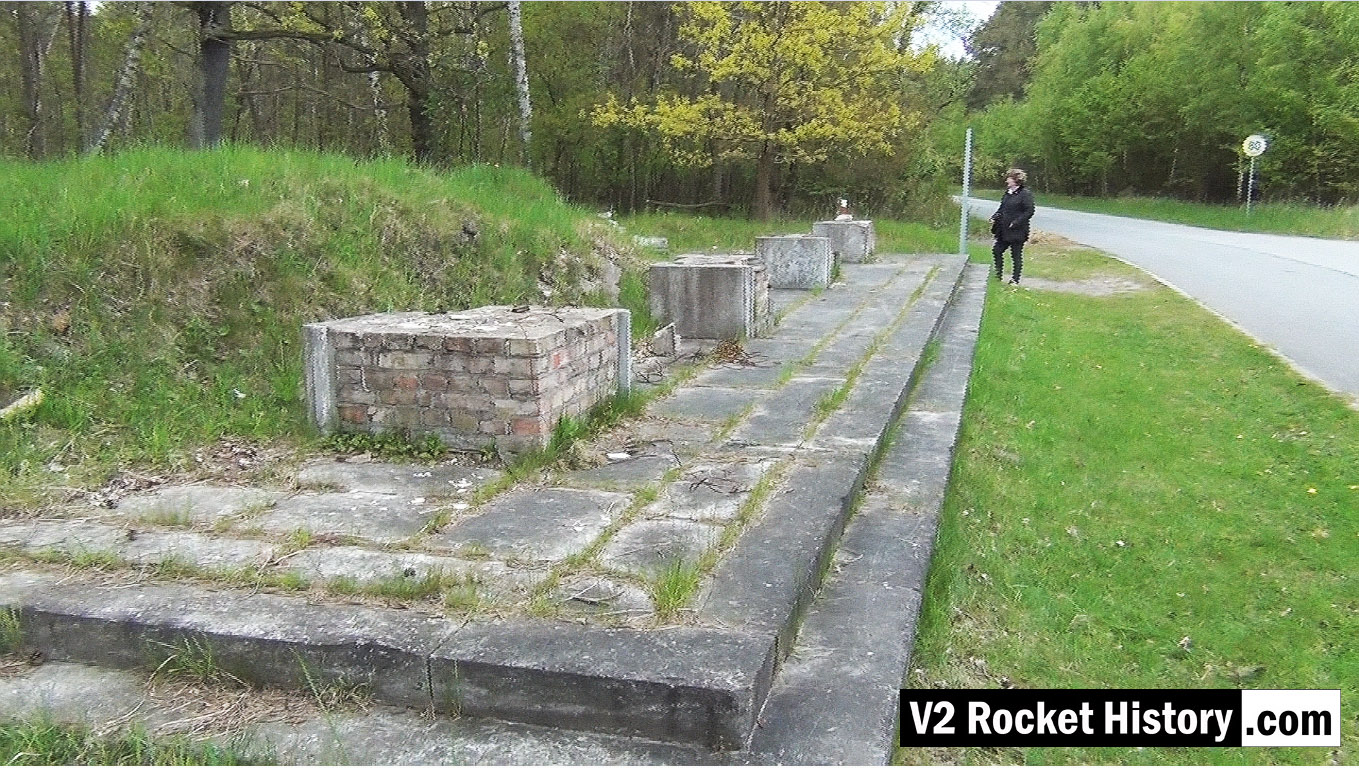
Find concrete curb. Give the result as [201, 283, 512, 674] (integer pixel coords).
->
[0, 570, 773, 751]
[742, 262, 988, 764]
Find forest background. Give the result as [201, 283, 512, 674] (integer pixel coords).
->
[4, 0, 1359, 220]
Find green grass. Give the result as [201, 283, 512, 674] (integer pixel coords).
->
[0, 145, 643, 506]
[618, 212, 812, 253]
[649, 559, 704, 621]
[0, 607, 20, 653]
[972, 187, 1359, 240]
[0, 719, 256, 765]
[619, 213, 957, 255]
[898, 242, 1357, 765]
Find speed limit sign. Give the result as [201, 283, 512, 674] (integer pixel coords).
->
[1243, 134, 1269, 157]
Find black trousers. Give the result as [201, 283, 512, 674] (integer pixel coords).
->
[993, 240, 1023, 281]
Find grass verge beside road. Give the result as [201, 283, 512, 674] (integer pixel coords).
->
[971, 188, 1359, 240]
[897, 242, 1356, 764]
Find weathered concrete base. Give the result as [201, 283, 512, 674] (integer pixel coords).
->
[649, 255, 769, 340]
[755, 235, 833, 289]
[0, 570, 775, 751]
[0, 255, 985, 760]
[812, 220, 876, 263]
[430, 487, 629, 563]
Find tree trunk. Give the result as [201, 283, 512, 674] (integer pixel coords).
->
[66, 1, 89, 147]
[753, 145, 775, 221]
[408, 91, 435, 164]
[89, 2, 150, 154]
[507, 0, 533, 168]
[191, 2, 233, 149]
[14, 5, 49, 158]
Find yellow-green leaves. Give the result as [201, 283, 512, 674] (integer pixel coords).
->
[592, 1, 930, 168]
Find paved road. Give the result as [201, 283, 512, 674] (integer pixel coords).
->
[964, 196, 1359, 403]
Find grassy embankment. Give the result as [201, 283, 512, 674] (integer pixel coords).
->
[898, 237, 1357, 765]
[0, 146, 654, 507]
[973, 187, 1359, 240]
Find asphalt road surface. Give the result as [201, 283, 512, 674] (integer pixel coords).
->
[964, 196, 1359, 404]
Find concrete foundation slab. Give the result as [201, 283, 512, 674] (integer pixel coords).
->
[650, 387, 760, 423]
[257, 491, 435, 544]
[560, 453, 680, 492]
[553, 575, 655, 619]
[724, 377, 845, 449]
[430, 488, 628, 563]
[597, 519, 719, 577]
[114, 486, 282, 525]
[296, 460, 499, 497]
[278, 546, 540, 597]
[427, 621, 775, 750]
[651, 460, 775, 523]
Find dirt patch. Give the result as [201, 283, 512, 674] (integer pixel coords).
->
[1026, 230, 1087, 250]
[1020, 275, 1151, 297]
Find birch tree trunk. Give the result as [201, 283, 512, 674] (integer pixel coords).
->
[507, 0, 532, 168]
[89, 2, 152, 154]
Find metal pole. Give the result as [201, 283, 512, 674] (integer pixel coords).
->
[1246, 156, 1257, 216]
[959, 127, 973, 255]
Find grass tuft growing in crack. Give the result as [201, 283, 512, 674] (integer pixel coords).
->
[148, 636, 246, 689]
[649, 560, 704, 621]
[0, 607, 21, 654]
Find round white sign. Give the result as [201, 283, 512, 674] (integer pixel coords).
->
[1243, 134, 1269, 157]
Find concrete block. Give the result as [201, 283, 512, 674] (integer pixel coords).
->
[648, 256, 768, 340]
[811, 220, 875, 263]
[754, 236, 832, 289]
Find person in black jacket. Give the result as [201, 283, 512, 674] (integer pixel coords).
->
[990, 168, 1035, 285]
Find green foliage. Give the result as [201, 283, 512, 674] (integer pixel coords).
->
[0, 719, 255, 766]
[594, 1, 935, 218]
[965, 1, 1055, 110]
[0, 607, 21, 654]
[148, 636, 245, 689]
[321, 431, 446, 463]
[963, 1, 1359, 203]
[0, 147, 636, 505]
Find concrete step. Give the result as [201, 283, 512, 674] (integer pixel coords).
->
[0, 255, 979, 756]
[741, 262, 988, 764]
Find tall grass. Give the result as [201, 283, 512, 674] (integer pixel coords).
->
[0, 146, 639, 502]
